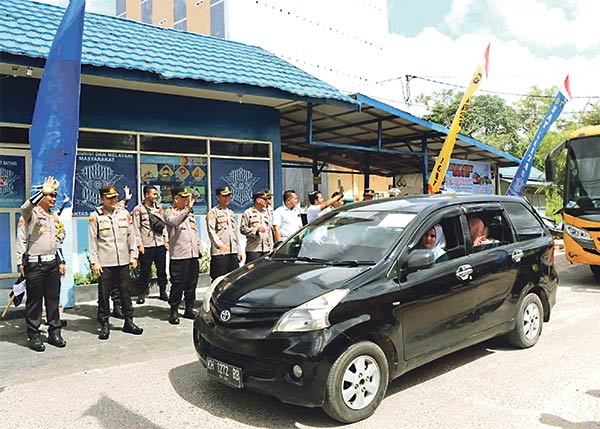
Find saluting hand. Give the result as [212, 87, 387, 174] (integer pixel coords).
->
[123, 185, 132, 202]
[42, 176, 55, 195]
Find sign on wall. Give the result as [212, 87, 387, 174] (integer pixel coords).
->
[140, 154, 208, 212]
[210, 158, 270, 212]
[0, 155, 26, 208]
[443, 158, 493, 195]
[74, 151, 137, 216]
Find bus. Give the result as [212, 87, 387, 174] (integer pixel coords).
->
[546, 125, 600, 280]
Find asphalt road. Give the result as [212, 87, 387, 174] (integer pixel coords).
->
[1, 254, 599, 429]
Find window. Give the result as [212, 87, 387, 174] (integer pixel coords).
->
[412, 213, 465, 262]
[140, 135, 207, 154]
[465, 206, 514, 252]
[503, 201, 545, 241]
[210, 140, 268, 158]
[78, 131, 136, 151]
[174, 0, 186, 22]
[141, 0, 152, 23]
[116, 0, 126, 17]
[210, 0, 225, 38]
[0, 126, 29, 145]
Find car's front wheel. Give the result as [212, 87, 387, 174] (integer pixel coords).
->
[322, 341, 388, 423]
[590, 265, 600, 281]
[508, 292, 544, 348]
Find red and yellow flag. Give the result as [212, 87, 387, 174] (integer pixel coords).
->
[428, 43, 490, 194]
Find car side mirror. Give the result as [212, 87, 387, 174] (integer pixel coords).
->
[407, 249, 435, 270]
[545, 157, 556, 182]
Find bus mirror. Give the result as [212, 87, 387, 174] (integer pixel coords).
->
[545, 157, 556, 182]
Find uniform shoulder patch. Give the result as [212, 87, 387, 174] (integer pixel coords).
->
[208, 212, 215, 219]
[17, 217, 24, 228]
[88, 216, 95, 224]
[133, 209, 140, 217]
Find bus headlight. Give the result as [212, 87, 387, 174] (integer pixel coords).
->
[565, 223, 596, 249]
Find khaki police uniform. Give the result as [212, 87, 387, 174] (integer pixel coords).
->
[20, 191, 66, 338]
[240, 206, 274, 262]
[133, 203, 169, 299]
[165, 206, 200, 311]
[88, 205, 138, 322]
[206, 205, 239, 279]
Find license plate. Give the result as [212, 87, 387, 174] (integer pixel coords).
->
[206, 357, 243, 389]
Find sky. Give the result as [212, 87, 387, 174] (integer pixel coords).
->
[36, 0, 600, 120]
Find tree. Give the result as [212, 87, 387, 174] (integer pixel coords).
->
[579, 101, 600, 125]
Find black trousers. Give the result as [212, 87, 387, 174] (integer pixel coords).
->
[169, 258, 199, 308]
[210, 254, 239, 280]
[98, 265, 133, 322]
[24, 261, 61, 336]
[137, 245, 168, 295]
[245, 251, 269, 263]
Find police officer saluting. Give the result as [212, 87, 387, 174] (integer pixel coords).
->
[88, 185, 143, 340]
[240, 191, 274, 262]
[207, 186, 241, 280]
[20, 176, 66, 352]
[133, 185, 169, 303]
[164, 186, 201, 325]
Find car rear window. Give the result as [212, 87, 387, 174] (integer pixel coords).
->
[503, 201, 545, 241]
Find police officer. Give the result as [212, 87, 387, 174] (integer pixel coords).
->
[20, 176, 66, 352]
[164, 186, 201, 325]
[89, 185, 143, 340]
[240, 191, 274, 262]
[133, 185, 169, 304]
[206, 186, 241, 280]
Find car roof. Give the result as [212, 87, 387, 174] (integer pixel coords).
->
[338, 193, 528, 214]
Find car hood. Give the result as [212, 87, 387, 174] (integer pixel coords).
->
[213, 260, 369, 309]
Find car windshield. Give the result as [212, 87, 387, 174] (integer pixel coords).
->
[273, 210, 416, 264]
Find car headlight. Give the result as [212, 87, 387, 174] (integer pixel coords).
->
[272, 289, 349, 333]
[202, 275, 226, 313]
[564, 223, 595, 249]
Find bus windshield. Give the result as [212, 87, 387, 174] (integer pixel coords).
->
[565, 135, 600, 211]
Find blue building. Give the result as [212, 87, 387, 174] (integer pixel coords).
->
[0, 0, 357, 305]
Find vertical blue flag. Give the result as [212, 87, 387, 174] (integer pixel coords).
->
[507, 76, 571, 197]
[29, 0, 86, 204]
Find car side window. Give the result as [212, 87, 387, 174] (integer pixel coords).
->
[412, 214, 466, 262]
[502, 201, 545, 242]
[465, 208, 514, 253]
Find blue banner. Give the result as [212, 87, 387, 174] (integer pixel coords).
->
[210, 159, 270, 213]
[507, 91, 568, 196]
[0, 155, 26, 208]
[29, 0, 85, 204]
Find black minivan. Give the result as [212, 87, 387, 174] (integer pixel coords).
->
[194, 195, 558, 423]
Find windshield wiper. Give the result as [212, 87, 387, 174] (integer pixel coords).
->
[332, 260, 376, 267]
[272, 256, 333, 264]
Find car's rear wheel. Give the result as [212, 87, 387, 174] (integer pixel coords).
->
[508, 292, 544, 348]
[590, 265, 600, 281]
[322, 341, 388, 423]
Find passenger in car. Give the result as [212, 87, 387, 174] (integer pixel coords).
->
[420, 226, 448, 262]
[467, 216, 497, 247]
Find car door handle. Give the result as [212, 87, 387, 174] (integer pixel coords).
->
[456, 264, 473, 281]
[511, 249, 524, 263]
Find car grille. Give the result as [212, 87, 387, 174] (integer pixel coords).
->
[210, 299, 286, 328]
[199, 337, 279, 379]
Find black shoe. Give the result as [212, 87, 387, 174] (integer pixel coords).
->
[158, 292, 169, 301]
[112, 306, 124, 319]
[47, 331, 66, 348]
[98, 323, 110, 340]
[28, 336, 45, 352]
[136, 295, 145, 305]
[183, 308, 197, 320]
[122, 318, 143, 335]
[169, 309, 180, 325]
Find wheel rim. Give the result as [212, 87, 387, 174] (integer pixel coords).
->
[523, 302, 541, 340]
[341, 355, 381, 410]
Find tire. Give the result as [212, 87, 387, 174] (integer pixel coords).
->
[508, 292, 544, 349]
[322, 341, 389, 423]
[590, 265, 600, 281]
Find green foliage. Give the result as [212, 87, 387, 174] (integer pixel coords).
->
[73, 270, 98, 286]
[580, 102, 600, 126]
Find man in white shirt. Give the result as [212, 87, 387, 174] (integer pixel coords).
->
[273, 190, 303, 244]
[306, 187, 344, 223]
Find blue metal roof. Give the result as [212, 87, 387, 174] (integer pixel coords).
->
[356, 94, 521, 164]
[0, 0, 357, 107]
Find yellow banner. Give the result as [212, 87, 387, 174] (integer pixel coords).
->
[428, 65, 486, 194]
